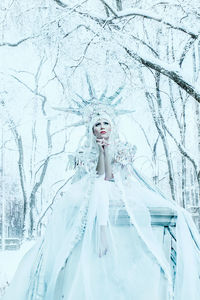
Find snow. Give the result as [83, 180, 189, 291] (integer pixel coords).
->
[0, 240, 35, 298]
[109, 8, 198, 36]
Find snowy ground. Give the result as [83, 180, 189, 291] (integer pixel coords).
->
[0, 240, 35, 298]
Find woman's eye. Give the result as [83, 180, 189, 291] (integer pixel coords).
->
[104, 122, 109, 125]
[95, 122, 101, 126]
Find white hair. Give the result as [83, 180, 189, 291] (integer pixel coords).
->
[74, 111, 120, 172]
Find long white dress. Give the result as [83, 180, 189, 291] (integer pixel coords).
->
[2, 156, 200, 300]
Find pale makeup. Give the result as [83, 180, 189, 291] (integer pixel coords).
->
[92, 118, 111, 139]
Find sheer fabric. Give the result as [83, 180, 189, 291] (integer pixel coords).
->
[2, 165, 200, 300]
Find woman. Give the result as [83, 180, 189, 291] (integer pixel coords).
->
[2, 93, 200, 300]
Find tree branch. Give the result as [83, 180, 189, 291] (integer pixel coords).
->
[179, 37, 196, 67]
[0, 36, 39, 47]
[109, 9, 198, 39]
[163, 122, 198, 177]
[53, 0, 67, 8]
[124, 46, 200, 103]
[99, 0, 118, 17]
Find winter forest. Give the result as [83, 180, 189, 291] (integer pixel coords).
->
[1, 0, 200, 292]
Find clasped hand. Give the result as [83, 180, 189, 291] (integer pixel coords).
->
[96, 137, 110, 153]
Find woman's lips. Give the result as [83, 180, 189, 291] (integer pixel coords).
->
[100, 131, 106, 134]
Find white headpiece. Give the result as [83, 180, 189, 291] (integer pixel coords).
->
[52, 74, 134, 128]
[52, 75, 136, 175]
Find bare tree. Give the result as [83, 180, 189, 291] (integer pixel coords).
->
[1, 0, 200, 237]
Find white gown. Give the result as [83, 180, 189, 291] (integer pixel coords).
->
[2, 162, 200, 300]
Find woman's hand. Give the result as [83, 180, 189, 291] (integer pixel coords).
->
[99, 225, 108, 257]
[96, 138, 110, 153]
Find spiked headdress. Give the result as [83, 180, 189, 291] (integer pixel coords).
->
[52, 74, 134, 128]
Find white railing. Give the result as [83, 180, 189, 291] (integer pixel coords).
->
[110, 205, 177, 282]
[0, 238, 21, 250]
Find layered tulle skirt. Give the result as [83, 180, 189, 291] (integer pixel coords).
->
[2, 171, 200, 300]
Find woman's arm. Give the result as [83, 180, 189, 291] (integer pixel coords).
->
[104, 147, 113, 180]
[96, 138, 113, 180]
[96, 150, 105, 175]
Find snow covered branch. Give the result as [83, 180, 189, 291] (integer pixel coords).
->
[108, 9, 198, 39]
[0, 36, 39, 47]
[52, 0, 67, 8]
[163, 123, 198, 175]
[99, 0, 118, 17]
[124, 47, 200, 103]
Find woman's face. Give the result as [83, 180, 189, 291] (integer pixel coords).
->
[93, 118, 111, 139]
